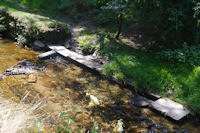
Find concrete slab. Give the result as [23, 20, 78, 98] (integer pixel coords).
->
[48, 44, 102, 72]
[150, 98, 190, 121]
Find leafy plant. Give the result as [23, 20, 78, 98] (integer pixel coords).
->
[0, 15, 6, 32]
[58, 112, 101, 133]
[59, 112, 74, 125]
[194, 2, 200, 18]
[155, 44, 200, 66]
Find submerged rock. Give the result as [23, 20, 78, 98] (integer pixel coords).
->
[5, 67, 37, 75]
[86, 93, 100, 105]
[1, 60, 44, 76]
[117, 119, 124, 132]
[28, 74, 37, 83]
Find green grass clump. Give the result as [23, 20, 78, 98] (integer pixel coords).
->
[77, 34, 97, 54]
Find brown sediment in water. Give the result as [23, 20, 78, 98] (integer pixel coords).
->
[0, 39, 200, 132]
[0, 39, 38, 73]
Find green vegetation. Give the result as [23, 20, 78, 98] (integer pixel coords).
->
[77, 28, 200, 115]
[12, 0, 199, 48]
[57, 112, 99, 133]
[0, 15, 6, 32]
[0, 1, 71, 44]
[155, 44, 200, 66]
[0, 0, 200, 116]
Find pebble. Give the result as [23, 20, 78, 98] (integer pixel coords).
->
[28, 74, 37, 83]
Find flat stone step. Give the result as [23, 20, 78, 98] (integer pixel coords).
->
[48, 45, 102, 72]
[150, 98, 190, 121]
[38, 50, 57, 59]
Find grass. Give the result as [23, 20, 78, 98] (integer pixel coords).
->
[0, 95, 45, 133]
[0, 5, 67, 33]
[78, 33, 98, 54]
[77, 28, 200, 116]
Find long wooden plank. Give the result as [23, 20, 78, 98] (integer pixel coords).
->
[48, 45, 102, 72]
[150, 98, 190, 121]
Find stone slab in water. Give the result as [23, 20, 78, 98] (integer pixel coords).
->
[0, 60, 44, 76]
[150, 98, 190, 121]
[5, 67, 37, 75]
[132, 96, 153, 107]
[38, 50, 57, 59]
[48, 45, 102, 72]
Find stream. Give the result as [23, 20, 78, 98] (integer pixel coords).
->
[0, 39, 200, 133]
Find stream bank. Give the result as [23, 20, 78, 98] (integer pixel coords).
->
[0, 6, 71, 47]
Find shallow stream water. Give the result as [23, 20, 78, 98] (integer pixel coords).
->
[0, 39, 200, 133]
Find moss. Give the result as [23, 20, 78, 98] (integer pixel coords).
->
[0, 5, 71, 45]
[59, 22, 71, 36]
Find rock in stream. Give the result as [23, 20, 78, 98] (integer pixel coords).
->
[0, 60, 44, 78]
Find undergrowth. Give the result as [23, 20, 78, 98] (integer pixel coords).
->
[77, 28, 200, 116]
[155, 44, 200, 66]
[57, 112, 99, 133]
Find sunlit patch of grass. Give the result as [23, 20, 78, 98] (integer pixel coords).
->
[77, 34, 97, 54]
[103, 43, 200, 115]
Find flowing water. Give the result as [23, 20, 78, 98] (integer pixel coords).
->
[0, 39, 200, 133]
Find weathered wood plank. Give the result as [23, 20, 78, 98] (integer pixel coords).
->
[48, 45, 102, 72]
[38, 50, 57, 59]
[150, 98, 190, 121]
